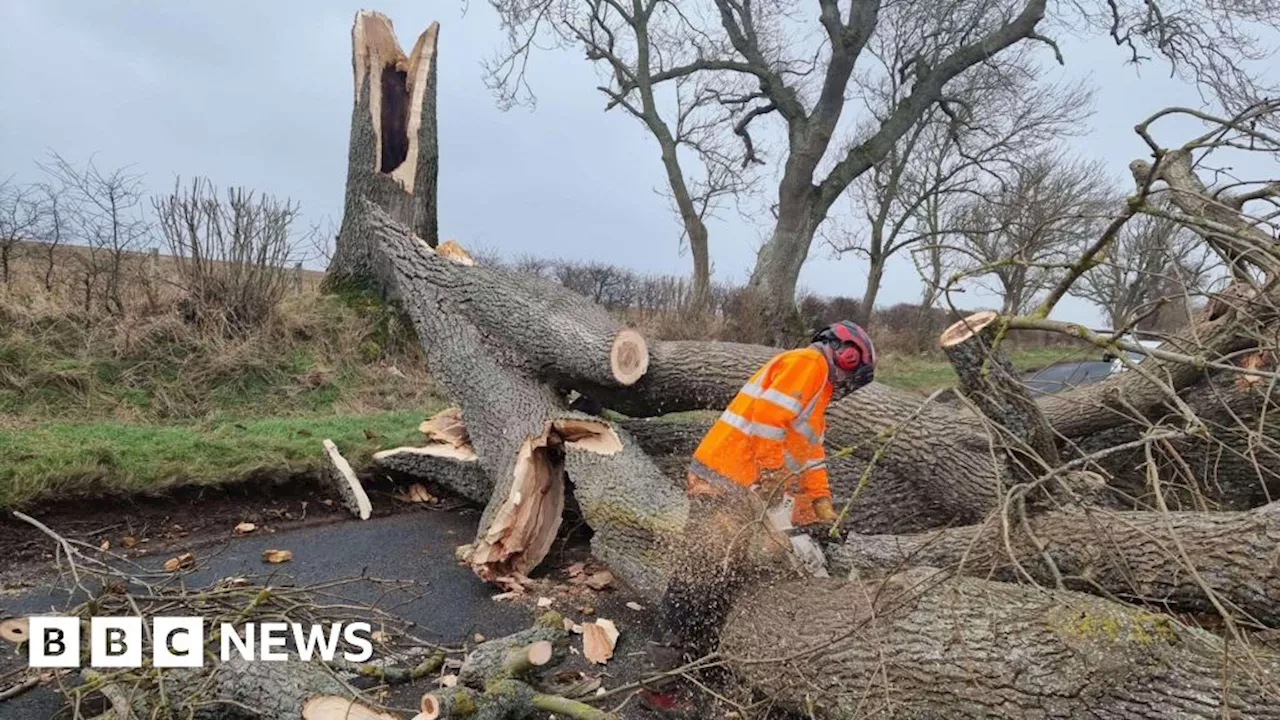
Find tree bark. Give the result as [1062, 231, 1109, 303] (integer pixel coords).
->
[856, 253, 884, 329]
[359, 202, 685, 600]
[325, 11, 439, 294]
[941, 311, 1061, 480]
[828, 500, 1280, 627]
[722, 571, 1280, 719]
[86, 658, 390, 720]
[734, 194, 821, 345]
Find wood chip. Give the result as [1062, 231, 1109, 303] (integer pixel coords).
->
[491, 591, 522, 602]
[0, 618, 30, 644]
[234, 522, 257, 535]
[537, 597, 553, 608]
[397, 483, 436, 504]
[473, 633, 486, 643]
[438, 674, 458, 687]
[261, 549, 293, 564]
[121, 534, 137, 549]
[585, 571, 613, 590]
[163, 552, 195, 572]
[582, 619, 618, 665]
[626, 601, 644, 611]
[98, 538, 110, 552]
[566, 561, 586, 578]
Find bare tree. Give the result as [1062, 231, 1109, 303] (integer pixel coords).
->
[152, 177, 305, 331]
[33, 180, 71, 292]
[948, 150, 1115, 314]
[831, 51, 1093, 327]
[1071, 206, 1215, 331]
[489, 0, 1280, 343]
[39, 153, 150, 314]
[486, 0, 752, 314]
[0, 180, 42, 285]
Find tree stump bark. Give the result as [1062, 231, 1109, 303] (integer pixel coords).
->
[326, 10, 439, 293]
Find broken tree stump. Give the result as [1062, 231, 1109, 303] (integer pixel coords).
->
[326, 10, 439, 293]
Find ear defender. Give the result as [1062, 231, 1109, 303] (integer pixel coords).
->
[834, 343, 862, 371]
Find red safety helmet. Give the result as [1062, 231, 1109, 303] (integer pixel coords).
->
[812, 320, 876, 372]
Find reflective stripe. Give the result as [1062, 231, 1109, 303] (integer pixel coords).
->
[792, 417, 821, 445]
[783, 451, 803, 474]
[719, 409, 787, 440]
[740, 380, 804, 415]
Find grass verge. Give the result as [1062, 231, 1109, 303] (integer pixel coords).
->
[0, 408, 440, 507]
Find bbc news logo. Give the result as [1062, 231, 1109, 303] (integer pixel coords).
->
[25, 617, 374, 668]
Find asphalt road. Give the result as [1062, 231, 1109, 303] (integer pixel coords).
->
[2, 510, 537, 719]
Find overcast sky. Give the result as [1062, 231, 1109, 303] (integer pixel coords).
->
[0, 0, 1248, 326]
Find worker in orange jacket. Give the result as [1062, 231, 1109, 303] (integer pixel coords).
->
[688, 319, 876, 527]
[648, 321, 876, 668]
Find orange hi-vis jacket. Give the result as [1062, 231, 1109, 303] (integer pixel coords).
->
[688, 347, 833, 525]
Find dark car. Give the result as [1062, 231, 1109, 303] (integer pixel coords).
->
[1021, 360, 1117, 396]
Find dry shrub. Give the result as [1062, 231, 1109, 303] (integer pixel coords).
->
[153, 178, 308, 333]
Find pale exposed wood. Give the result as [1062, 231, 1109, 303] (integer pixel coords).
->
[322, 439, 373, 520]
[301, 695, 397, 720]
[609, 328, 649, 386]
[581, 620, 618, 665]
[419, 407, 473, 450]
[526, 640, 554, 666]
[0, 617, 29, 644]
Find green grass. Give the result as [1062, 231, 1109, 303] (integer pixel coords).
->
[876, 346, 1095, 393]
[0, 408, 441, 507]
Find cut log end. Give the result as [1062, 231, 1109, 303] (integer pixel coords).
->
[302, 695, 396, 720]
[940, 310, 1001, 349]
[0, 617, 29, 644]
[527, 640, 554, 666]
[610, 328, 650, 386]
[420, 693, 440, 719]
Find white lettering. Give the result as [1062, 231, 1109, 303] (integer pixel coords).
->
[342, 622, 374, 662]
[259, 622, 289, 661]
[220, 623, 255, 662]
[291, 623, 342, 661]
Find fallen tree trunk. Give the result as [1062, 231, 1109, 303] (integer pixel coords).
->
[360, 202, 686, 600]
[85, 658, 392, 720]
[828, 500, 1280, 626]
[721, 571, 1280, 719]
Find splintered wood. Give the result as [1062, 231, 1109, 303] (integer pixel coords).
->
[581, 620, 618, 665]
[323, 439, 373, 520]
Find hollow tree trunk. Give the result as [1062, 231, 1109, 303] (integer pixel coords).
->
[358, 202, 686, 600]
[722, 571, 1280, 719]
[828, 500, 1280, 626]
[325, 11, 439, 294]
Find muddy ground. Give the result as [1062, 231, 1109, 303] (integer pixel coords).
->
[0, 474, 726, 719]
